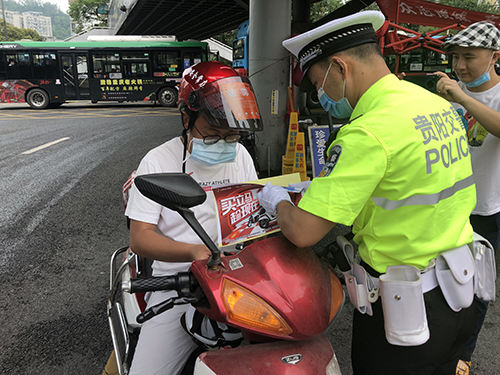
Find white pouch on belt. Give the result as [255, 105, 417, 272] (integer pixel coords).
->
[471, 232, 496, 302]
[379, 265, 430, 346]
[338, 236, 375, 316]
[435, 244, 475, 312]
[345, 262, 374, 316]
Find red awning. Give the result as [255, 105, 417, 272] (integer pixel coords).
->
[377, 0, 500, 29]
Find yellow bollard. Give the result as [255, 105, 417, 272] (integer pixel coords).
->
[283, 112, 299, 175]
[285, 112, 299, 160]
[293, 132, 307, 182]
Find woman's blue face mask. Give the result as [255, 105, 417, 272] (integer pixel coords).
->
[317, 62, 353, 119]
[189, 138, 237, 166]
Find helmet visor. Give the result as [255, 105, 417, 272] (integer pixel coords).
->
[195, 76, 263, 131]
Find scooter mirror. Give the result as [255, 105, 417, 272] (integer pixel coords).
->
[134, 173, 206, 211]
[134, 173, 222, 268]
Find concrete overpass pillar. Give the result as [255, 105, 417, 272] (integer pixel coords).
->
[249, 0, 292, 177]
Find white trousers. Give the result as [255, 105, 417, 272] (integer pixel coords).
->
[129, 290, 198, 375]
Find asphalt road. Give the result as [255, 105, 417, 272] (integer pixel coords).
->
[0, 101, 498, 375]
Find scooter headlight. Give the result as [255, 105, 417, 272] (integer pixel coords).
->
[221, 279, 293, 335]
[329, 269, 344, 323]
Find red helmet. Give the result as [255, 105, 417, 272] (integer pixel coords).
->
[178, 61, 263, 131]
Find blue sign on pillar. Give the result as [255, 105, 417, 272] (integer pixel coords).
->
[308, 126, 331, 178]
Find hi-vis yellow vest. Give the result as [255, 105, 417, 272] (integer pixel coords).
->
[299, 74, 476, 273]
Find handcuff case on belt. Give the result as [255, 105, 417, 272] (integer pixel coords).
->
[435, 244, 475, 312]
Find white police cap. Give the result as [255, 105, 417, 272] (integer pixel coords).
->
[283, 10, 385, 92]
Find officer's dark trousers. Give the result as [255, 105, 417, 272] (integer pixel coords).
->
[351, 287, 476, 375]
[460, 212, 500, 361]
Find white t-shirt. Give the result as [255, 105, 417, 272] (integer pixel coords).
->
[453, 81, 500, 215]
[125, 137, 258, 276]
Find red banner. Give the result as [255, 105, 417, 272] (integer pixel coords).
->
[377, 0, 500, 29]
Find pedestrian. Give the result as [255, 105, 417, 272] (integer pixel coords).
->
[124, 61, 262, 374]
[436, 21, 500, 375]
[258, 10, 478, 375]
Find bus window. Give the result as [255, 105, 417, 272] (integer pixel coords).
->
[193, 52, 202, 65]
[233, 39, 245, 60]
[92, 53, 105, 77]
[182, 52, 204, 70]
[153, 51, 181, 76]
[0, 52, 5, 79]
[77, 55, 89, 91]
[121, 50, 150, 77]
[122, 51, 149, 60]
[6, 52, 32, 79]
[18, 53, 31, 78]
[92, 52, 120, 78]
[6, 53, 19, 78]
[33, 52, 58, 79]
[123, 61, 149, 77]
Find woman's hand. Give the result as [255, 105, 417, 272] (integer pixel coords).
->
[189, 244, 213, 261]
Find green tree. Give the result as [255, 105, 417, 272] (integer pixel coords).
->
[437, 0, 500, 14]
[68, 0, 108, 34]
[213, 29, 237, 48]
[0, 19, 43, 41]
[310, 0, 344, 23]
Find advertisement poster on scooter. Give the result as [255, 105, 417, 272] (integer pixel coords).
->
[213, 176, 304, 247]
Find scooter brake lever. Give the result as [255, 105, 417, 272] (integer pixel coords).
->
[136, 296, 199, 324]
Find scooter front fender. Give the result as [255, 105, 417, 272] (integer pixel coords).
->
[193, 334, 341, 375]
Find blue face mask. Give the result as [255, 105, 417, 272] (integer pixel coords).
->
[461, 52, 494, 88]
[189, 138, 237, 166]
[317, 62, 353, 119]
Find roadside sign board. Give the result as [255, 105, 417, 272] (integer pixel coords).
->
[308, 125, 331, 178]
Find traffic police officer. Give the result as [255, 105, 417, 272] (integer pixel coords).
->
[258, 10, 478, 375]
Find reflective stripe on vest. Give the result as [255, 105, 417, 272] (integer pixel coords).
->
[372, 174, 475, 210]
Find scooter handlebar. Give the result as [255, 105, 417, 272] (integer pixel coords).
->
[123, 273, 190, 294]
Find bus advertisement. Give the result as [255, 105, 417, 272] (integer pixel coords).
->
[232, 20, 249, 77]
[0, 40, 209, 109]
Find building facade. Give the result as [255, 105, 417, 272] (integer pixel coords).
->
[2, 11, 53, 38]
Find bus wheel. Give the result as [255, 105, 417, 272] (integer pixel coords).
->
[27, 89, 50, 110]
[158, 87, 177, 107]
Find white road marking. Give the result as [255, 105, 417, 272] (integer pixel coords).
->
[21, 137, 70, 155]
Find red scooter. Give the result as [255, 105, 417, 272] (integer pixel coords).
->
[107, 173, 344, 375]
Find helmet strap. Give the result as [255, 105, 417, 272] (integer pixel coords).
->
[182, 111, 199, 173]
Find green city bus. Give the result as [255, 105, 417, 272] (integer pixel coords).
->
[0, 40, 209, 109]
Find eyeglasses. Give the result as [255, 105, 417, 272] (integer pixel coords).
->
[192, 124, 241, 145]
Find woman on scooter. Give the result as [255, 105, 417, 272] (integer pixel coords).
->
[124, 61, 263, 374]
